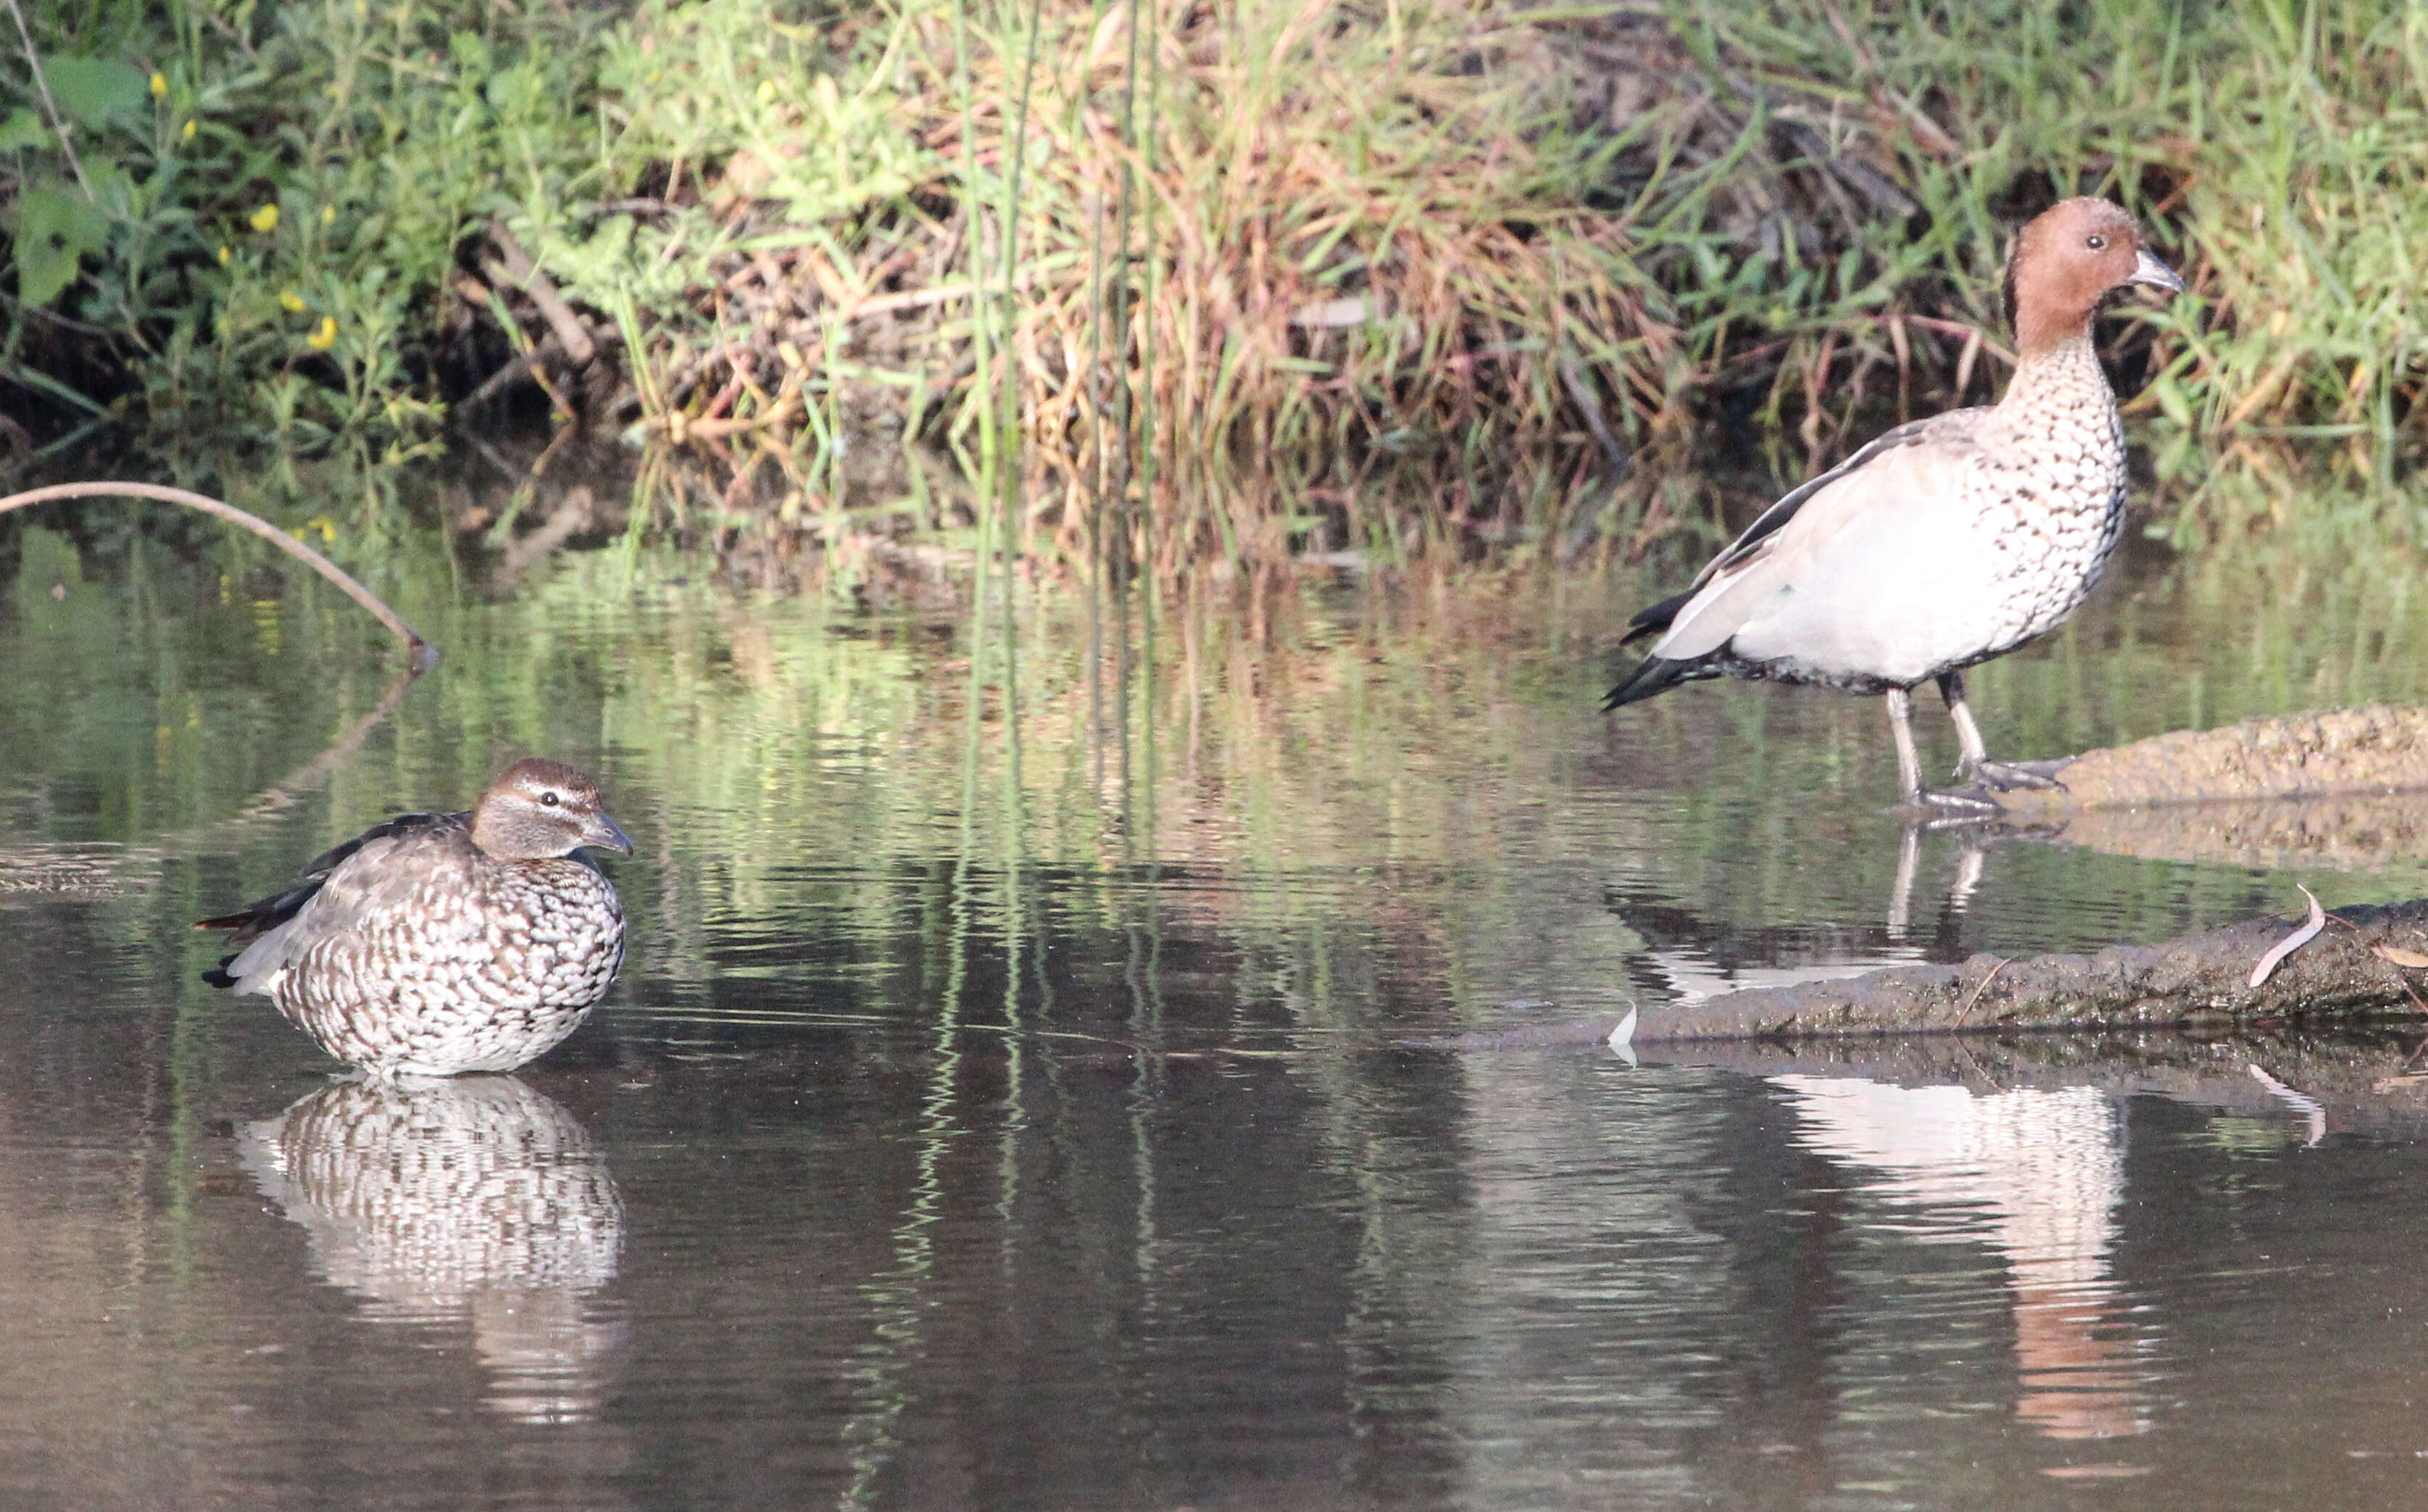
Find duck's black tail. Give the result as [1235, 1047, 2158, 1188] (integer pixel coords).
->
[1603, 655, 1707, 710]
[1603, 589, 1706, 709]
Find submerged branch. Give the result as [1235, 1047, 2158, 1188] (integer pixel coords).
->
[1418, 897, 2428, 1051]
[1639, 895, 2428, 1041]
[191, 661, 427, 839]
[0, 482, 436, 668]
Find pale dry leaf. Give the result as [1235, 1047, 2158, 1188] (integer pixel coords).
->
[2249, 885, 2327, 989]
[2374, 945, 2428, 969]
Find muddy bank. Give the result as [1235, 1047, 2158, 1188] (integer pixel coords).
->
[2004, 704, 2428, 815]
[2029, 792, 2428, 872]
[1985, 705, 2428, 871]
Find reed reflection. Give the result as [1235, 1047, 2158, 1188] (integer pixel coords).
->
[240, 1075, 625, 1425]
[1773, 1076, 2150, 1440]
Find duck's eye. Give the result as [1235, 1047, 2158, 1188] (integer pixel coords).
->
[2085, 233, 2108, 252]
[539, 791, 560, 807]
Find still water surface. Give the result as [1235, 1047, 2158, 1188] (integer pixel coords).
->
[8, 477, 2428, 1508]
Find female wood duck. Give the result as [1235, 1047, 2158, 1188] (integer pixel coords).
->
[199, 758, 632, 1077]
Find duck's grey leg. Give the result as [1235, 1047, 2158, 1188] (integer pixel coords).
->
[1940, 670, 1995, 775]
[1887, 687, 1924, 807]
[1889, 689, 2000, 813]
[1937, 670, 2071, 792]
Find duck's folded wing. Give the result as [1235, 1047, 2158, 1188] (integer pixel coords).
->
[1652, 431, 1984, 662]
[1626, 409, 1985, 647]
[196, 811, 455, 935]
[197, 811, 462, 991]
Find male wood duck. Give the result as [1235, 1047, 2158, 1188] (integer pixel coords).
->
[199, 759, 631, 1076]
[1607, 197, 2184, 810]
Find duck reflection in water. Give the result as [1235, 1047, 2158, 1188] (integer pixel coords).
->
[239, 1075, 625, 1425]
[1775, 1076, 2150, 1441]
[1624, 860, 2148, 1440]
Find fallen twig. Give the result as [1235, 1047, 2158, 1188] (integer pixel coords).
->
[1953, 955, 2013, 1024]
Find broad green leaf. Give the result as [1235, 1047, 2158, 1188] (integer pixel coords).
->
[0, 107, 49, 153]
[13, 185, 112, 307]
[39, 57, 150, 130]
[88, 164, 140, 217]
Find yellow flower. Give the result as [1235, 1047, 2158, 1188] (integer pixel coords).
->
[307, 317, 337, 350]
[757, 79, 777, 104]
[149, 72, 167, 98]
[216, 244, 230, 265]
[321, 204, 336, 225]
[181, 119, 196, 143]
[249, 204, 279, 233]
[279, 289, 306, 312]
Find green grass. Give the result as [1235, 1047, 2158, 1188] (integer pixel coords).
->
[2, 0, 2424, 569]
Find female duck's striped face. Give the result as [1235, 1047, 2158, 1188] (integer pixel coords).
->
[471, 759, 634, 861]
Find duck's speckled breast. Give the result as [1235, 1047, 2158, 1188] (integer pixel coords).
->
[273, 826, 625, 1076]
[1963, 349, 2132, 663]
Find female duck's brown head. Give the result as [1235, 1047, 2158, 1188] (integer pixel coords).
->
[2004, 197, 2183, 357]
[469, 758, 634, 862]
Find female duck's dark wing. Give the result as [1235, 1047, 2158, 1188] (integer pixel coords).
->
[196, 811, 462, 982]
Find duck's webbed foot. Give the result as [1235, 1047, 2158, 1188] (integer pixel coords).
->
[1966, 755, 2073, 794]
[1934, 673, 2071, 798]
[1915, 783, 2005, 818]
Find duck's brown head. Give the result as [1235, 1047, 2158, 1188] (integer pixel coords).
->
[2004, 197, 2183, 357]
[470, 758, 633, 861]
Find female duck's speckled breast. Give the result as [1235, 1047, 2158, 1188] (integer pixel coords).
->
[278, 838, 625, 1076]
